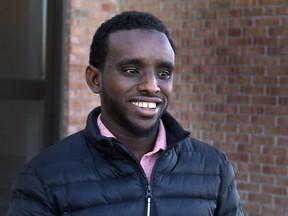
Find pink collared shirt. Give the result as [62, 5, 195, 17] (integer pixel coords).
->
[97, 115, 167, 183]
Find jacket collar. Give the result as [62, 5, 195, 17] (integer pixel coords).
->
[84, 107, 190, 153]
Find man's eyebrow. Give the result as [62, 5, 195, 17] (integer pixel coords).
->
[158, 61, 175, 71]
[118, 58, 175, 70]
[118, 58, 144, 67]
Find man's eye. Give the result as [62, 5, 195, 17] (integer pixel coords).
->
[158, 71, 172, 80]
[122, 68, 139, 75]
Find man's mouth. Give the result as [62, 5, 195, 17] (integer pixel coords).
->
[132, 101, 157, 109]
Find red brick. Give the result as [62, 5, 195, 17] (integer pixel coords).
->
[249, 193, 272, 204]
[209, 0, 231, 8]
[227, 56, 253, 64]
[265, 126, 288, 136]
[214, 104, 238, 113]
[241, 105, 265, 114]
[182, 20, 203, 28]
[192, 85, 215, 93]
[238, 162, 261, 173]
[255, 18, 281, 26]
[203, 94, 226, 103]
[241, 47, 266, 55]
[266, 66, 287, 75]
[244, 7, 270, 16]
[226, 133, 249, 143]
[215, 123, 237, 132]
[269, 27, 288, 36]
[244, 27, 267, 37]
[251, 115, 275, 125]
[204, 38, 227, 46]
[252, 96, 277, 105]
[276, 157, 288, 166]
[251, 154, 275, 164]
[162, 2, 184, 11]
[240, 86, 264, 94]
[228, 37, 252, 46]
[263, 146, 288, 157]
[191, 66, 215, 74]
[191, 104, 214, 112]
[180, 112, 202, 121]
[227, 76, 251, 85]
[266, 106, 288, 116]
[229, 18, 253, 27]
[238, 144, 261, 153]
[251, 135, 274, 145]
[252, 76, 278, 85]
[232, 0, 257, 7]
[271, 7, 288, 15]
[238, 124, 263, 133]
[192, 122, 214, 131]
[253, 37, 278, 46]
[205, 19, 227, 28]
[202, 132, 224, 142]
[224, 10, 244, 19]
[204, 56, 227, 65]
[203, 75, 226, 84]
[252, 56, 279, 65]
[250, 173, 274, 184]
[236, 172, 249, 182]
[276, 176, 288, 187]
[237, 182, 260, 192]
[227, 95, 250, 104]
[242, 202, 260, 214]
[202, 113, 226, 122]
[218, 28, 242, 37]
[268, 47, 288, 55]
[197, 10, 217, 19]
[190, 47, 215, 56]
[277, 137, 288, 146]
[213, 142, 237, 152]
[216, 66, 240, 74]
[227, 152, 249, 162]
[261, 205, 288, 216]
[216, 47, 240, 55]
[263, 165, 287, 176]
[185, 1, 207, 10]
[258, 0, 287, 5]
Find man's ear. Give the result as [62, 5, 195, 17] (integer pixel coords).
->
[86, 65, 101, 94]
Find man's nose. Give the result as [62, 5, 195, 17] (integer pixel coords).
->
[137, 71, 160, 95]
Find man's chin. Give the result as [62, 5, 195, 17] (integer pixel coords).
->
[125, 120, 160, 138]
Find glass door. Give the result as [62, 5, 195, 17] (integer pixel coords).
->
[0, 0, 63, 214]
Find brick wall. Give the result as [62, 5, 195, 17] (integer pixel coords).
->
[64, 0, 288, 215]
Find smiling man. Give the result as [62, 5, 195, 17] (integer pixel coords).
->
[8, 11, 243, 216]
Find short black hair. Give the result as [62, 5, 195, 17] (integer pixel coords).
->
[89, 11, 176, 70]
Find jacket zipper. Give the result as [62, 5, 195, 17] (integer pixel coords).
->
[113, 141, 153, 215]
[114, 140, 184, 216]
[146, 185, 152, 216]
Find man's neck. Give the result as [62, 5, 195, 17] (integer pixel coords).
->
[115, 132, 158, 160]
[97, 114, 159, 160]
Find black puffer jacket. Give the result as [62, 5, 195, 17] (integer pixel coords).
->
[8, 107, 243, 216]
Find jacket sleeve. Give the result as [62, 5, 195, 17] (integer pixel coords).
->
[215, 155, 244, 216]
[7, 165, 55, 216]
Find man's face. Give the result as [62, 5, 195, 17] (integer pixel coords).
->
[100, 29, 175, 136]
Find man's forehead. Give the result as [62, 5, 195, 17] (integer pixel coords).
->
[108, 29, 168, 43]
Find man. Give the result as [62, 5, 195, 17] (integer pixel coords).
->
[8, 11, 243, 215]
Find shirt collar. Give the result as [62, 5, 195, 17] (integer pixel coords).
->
[97, 114, 167, 152]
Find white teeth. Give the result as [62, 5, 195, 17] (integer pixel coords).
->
[132, 101, 157, 109]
